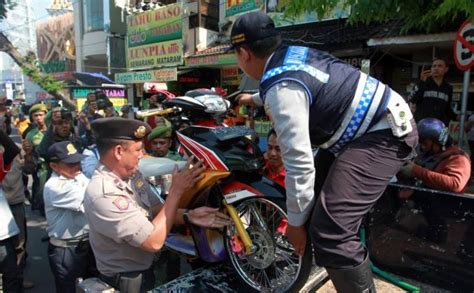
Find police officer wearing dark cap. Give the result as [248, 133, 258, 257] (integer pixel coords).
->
[232, 11, 418, 292]
[84, 118, 229, 292]
[43, 141, 92, 293]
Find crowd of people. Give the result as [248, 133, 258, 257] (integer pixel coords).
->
[0, 11, 471, 293]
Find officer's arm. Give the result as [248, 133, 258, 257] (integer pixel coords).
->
[141, 188, 181, 252]
[45, 177, 88, 212]
[265, 81, 315, 227]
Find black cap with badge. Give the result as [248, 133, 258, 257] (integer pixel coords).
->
[47, 141, 87, 163]
[229, 11, 280, 50]
[91, 117, 152, 141]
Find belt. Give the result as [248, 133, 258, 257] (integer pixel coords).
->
[49, 235, 88, 248]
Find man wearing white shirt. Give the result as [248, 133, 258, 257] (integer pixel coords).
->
[43, 141, 92, 293]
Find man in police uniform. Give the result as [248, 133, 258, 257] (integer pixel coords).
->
[233, 12, 418, 292]
[84, 118, 229, 292]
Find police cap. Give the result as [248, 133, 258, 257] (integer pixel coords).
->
[229, 11, 280, 50]
[91, 117, 151, 141]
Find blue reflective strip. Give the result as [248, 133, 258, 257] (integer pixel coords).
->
[328, 76, 379, 153]
[284, 46, 308, 65]
[261, 64, 330, 84]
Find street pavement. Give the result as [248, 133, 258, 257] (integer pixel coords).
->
[23, 209, 55, 292]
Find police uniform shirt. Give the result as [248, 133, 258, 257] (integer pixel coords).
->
[43, 172, 90, 240]
[84, 164, 155, 276]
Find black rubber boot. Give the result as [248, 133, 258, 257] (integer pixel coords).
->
[326, 255, 376, 293]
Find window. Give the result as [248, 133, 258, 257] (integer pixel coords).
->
[83, 0, 104, 32]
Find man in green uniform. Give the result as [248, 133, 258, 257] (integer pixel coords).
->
[148, 118, 181, 161]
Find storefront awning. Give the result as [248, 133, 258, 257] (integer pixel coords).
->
[367, 32, 456, 47]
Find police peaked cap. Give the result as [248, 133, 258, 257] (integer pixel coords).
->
[91, 117, 152, 141]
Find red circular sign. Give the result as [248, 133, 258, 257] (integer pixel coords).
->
[454, 20, 474, 71]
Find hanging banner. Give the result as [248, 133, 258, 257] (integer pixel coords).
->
[127, 3, 182, 48]
[115, 68, 177, 83]
[225, 0, 260, 17]
[70, 86, 128, 111]
[185, 53, 237, 67]
[127, 39, 183, 70]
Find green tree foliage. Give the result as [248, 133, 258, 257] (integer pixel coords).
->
[285, 0, 474, 32]
[0, 1, 15, 20]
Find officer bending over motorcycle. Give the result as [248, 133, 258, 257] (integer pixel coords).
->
[233, 11, 418, 292]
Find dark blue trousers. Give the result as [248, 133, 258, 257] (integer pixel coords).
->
[48, 241, 91, 293]
[0, 237, 23, 293]
[310, 126, 418, 269]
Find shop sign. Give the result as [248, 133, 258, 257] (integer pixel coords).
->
[185, 53, 237, 67]
[226, 0, 260, 17]
[70, 86, 128, 111]
[127, 39, 183, 70]
[266, 1, 350, 27]
[221, 66, 241, 86]
[115, 68, 177, 83]
[127, 3, 182, 48]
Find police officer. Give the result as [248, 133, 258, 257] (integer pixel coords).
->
[43, 141, 92, 293]
[232, 11, 418, 292]
[84, 118, 229, 293]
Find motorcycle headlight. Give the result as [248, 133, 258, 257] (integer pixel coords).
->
[195, 95, 228, 114]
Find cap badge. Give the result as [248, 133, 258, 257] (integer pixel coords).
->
[134, 125, 147, 139]
[232, 33, 246, 44]
[66, 143, 77, 155]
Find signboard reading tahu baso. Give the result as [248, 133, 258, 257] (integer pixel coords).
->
[127, 3, 182, 48]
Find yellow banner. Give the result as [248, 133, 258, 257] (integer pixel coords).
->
[127, 39, 183, 70]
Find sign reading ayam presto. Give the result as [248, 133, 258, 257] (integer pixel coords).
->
[127, 39, 183, 70]
[127, 3, 182, 48]
[115, 68, 177, 83]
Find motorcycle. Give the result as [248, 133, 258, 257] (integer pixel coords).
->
[139, 89, 312, 292]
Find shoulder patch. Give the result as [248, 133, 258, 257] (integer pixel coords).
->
[112, 196, 130, 211]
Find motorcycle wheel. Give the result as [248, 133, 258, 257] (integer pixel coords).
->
[224, 198, 312, 292]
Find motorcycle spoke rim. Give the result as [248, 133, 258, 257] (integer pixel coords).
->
[226, 198, 302, 291]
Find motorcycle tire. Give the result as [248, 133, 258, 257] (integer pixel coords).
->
[223, 197, 312, 292]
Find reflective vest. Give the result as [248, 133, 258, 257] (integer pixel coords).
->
[259, 46, 392, 153]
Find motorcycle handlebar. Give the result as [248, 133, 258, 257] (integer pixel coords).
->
[135, 106, 181, 119]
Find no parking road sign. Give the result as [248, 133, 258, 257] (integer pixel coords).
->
[454, 19, 474, 71]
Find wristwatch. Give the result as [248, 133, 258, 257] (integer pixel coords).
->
[183, 209, 191, 225]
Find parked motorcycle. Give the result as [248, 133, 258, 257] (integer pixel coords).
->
[139, 89, 312, 292]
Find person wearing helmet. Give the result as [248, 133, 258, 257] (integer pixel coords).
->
[231, 11, 418, 292]
[399, 118, 471, 193]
